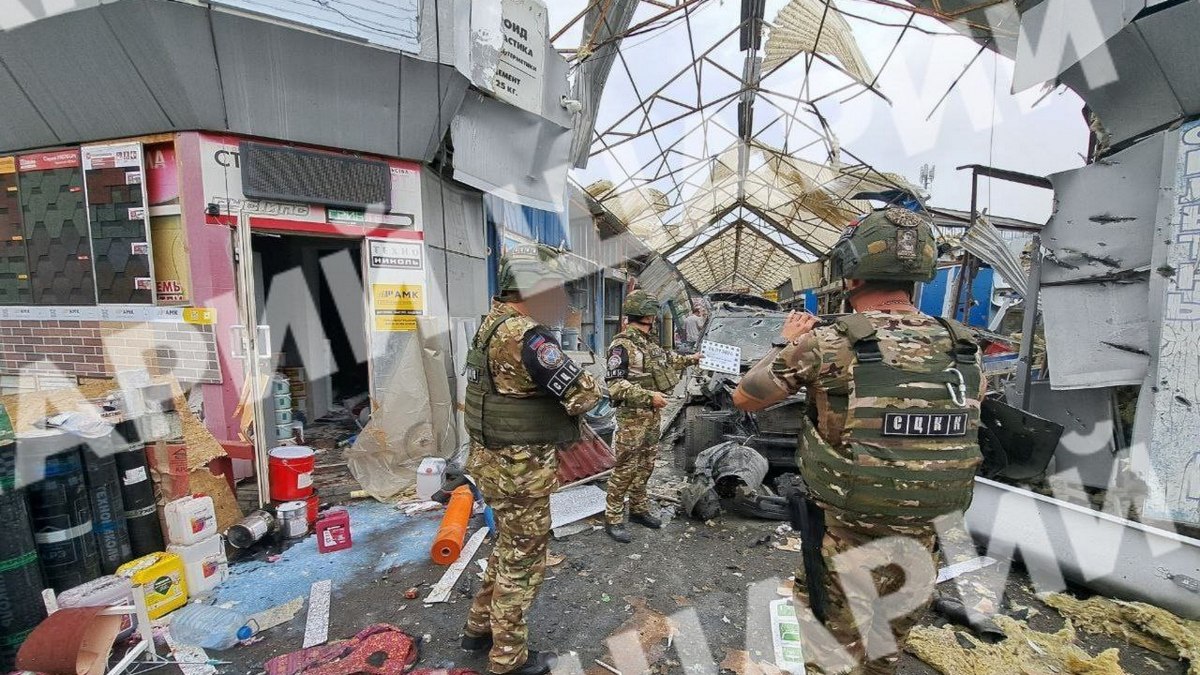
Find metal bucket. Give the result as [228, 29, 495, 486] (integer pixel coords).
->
[277, 501, 309, 539]
[226, 510, 275, 549]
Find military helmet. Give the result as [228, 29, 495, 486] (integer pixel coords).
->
[828, 206, 937, 282]
[497, 244, 569, 295]
[623, 290, 661, 318]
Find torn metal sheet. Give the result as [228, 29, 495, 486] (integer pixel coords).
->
[1005, 381, 1119, 490]
[569, 0, 638, 169]
[426, 526, 490, 604]
[549, 484, 607, 529]
[451, 92, 571, 212]
[961, 216, 1030, 297]
[1042, 133, 1165, 285]
[1041, 281, 1151, 389]
[936, 556, 998, 584]
[965, 477, 1200, 620]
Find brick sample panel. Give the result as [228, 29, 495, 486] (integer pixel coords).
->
[0, 158, 31, 305]
[83, 143, 153, 304]
[18, 151, 95, 305]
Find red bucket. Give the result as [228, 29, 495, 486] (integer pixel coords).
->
[306, 490, 319, 527]
[268, 446, 315, 501]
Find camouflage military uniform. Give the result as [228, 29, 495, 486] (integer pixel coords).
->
[604, 326, 694, 524]
[772, 311, 985, 674]
[465, 302, 602, 674]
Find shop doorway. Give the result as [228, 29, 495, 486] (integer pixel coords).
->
[251, 232, 369, 453]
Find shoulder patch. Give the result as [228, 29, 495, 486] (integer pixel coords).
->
[884, 207, 928, 228]
[521, 328, 582, 399]
[606, 345, 629, 380]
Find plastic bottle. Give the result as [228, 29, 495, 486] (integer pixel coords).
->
[169, 604, 255, 650]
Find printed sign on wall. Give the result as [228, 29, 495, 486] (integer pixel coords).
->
[367, 239, 425, 332]
[82, 142, 155, 304]
[493, 0, 547, 115]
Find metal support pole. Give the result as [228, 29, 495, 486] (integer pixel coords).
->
[951, 168, 979, 322]
[1011, 234, 1043, 411]
[234, 213, 271, 508]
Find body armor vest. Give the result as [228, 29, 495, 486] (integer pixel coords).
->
[620, 332, 679, 395]
[801, 314, 982, 520]
[464, 309, 581, 448]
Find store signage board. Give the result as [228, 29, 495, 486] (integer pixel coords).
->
[209, 0, 420, 54]
[493, 0, 547, 115]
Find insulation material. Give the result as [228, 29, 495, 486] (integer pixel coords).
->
[674, 222, 799, 294]
[348, 319, 454, 501]
[18, 151, 95, 305]
[0, 159, 31, 305]
[906, 616, 1125, 675]
[1044, 593, 1200, 674]
[763, 0, 874, 83]
[82, 143, 154, 304]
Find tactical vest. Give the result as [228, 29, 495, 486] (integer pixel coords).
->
[463, 309, 581, 448]
[800, 314, 983, 521]
[624, 333, 679, 394]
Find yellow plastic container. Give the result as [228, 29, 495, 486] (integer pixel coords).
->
[116, 552, 189, 619]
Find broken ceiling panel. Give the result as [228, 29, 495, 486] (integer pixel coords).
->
[1011, 0, 1143, 93]
[674, 221, 800, 293]
[762, 0, 874, 84]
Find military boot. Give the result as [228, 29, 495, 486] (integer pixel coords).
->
[492, 651, 557, 675]
[630, 511, 663, 529]
[461, 631, 493, 652]
[606, 523, 632, 543]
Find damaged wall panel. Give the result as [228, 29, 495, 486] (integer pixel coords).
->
[1040, 132, 1172, 389]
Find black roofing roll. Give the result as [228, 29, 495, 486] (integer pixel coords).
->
[0, 444, 45, 672]
[81, 446, 132, 574]
[114, 444, 163, 556]
[25, 446, 100, 592]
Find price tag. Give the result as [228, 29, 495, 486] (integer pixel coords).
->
[699, 340, 741, 375]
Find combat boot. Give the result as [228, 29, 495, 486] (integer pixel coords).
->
[492, 651, 557, 675]
[461, 631, 493, 652]
[630, 511, 662, 529]
[605, 523, 632, 543]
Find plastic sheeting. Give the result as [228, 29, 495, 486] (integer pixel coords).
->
[348, 319, 456, 501]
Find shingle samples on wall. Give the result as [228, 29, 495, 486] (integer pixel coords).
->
[82, 143, 153, 304]
[18, 151, 95, 306]
[0, 159, 31, 305]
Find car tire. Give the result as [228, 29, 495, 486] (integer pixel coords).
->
[679, 405, 723, 472]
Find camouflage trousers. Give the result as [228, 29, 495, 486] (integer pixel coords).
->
[792, 508, 938, 675]
[605, 408, 662, 524]
[466, 494, 551, 673]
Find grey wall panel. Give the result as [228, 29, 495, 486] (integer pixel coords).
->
[1059, 26, 1182, 146]
[426, 246, 489, 321]
[0, 9, 173, 142]
[0, 65, 57, 152]
[399, 58, 469, 162]
[1042, 280, 1150, 390]
[213, 11, 402, 158]
[421, 173, 486, 259]
[98, 0, 226, 130]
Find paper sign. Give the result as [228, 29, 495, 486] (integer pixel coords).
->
[700, 340, 741, 375]
[770, 598, 807, 674]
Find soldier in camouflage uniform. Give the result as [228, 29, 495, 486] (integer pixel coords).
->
[604, 290, 700, 543]
[733, 204, 985, 674]
[461, 245, 603, 675]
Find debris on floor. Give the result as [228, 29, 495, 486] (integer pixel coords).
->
[1044, 593, 1200, 673]
[264, 623, 472, 675]
[425, 527, 490, 604]
[600, 597, 679, 674]
[550, 484, 608, 529]
[906, 616, 1126, 675]
[248, 596, 307, 633]
[721, 649, 788, 675]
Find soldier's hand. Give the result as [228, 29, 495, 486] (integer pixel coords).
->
[687, 353, 702, 366]
[781, 311, 819, 342]
[651, 393, 668, 409]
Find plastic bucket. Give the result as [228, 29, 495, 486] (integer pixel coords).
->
[268, 446, 315, 501]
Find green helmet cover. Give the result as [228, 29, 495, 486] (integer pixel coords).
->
[829, 207, 938, 282]
[623, 290, 661, 318]
[497, 244, 569, 295]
